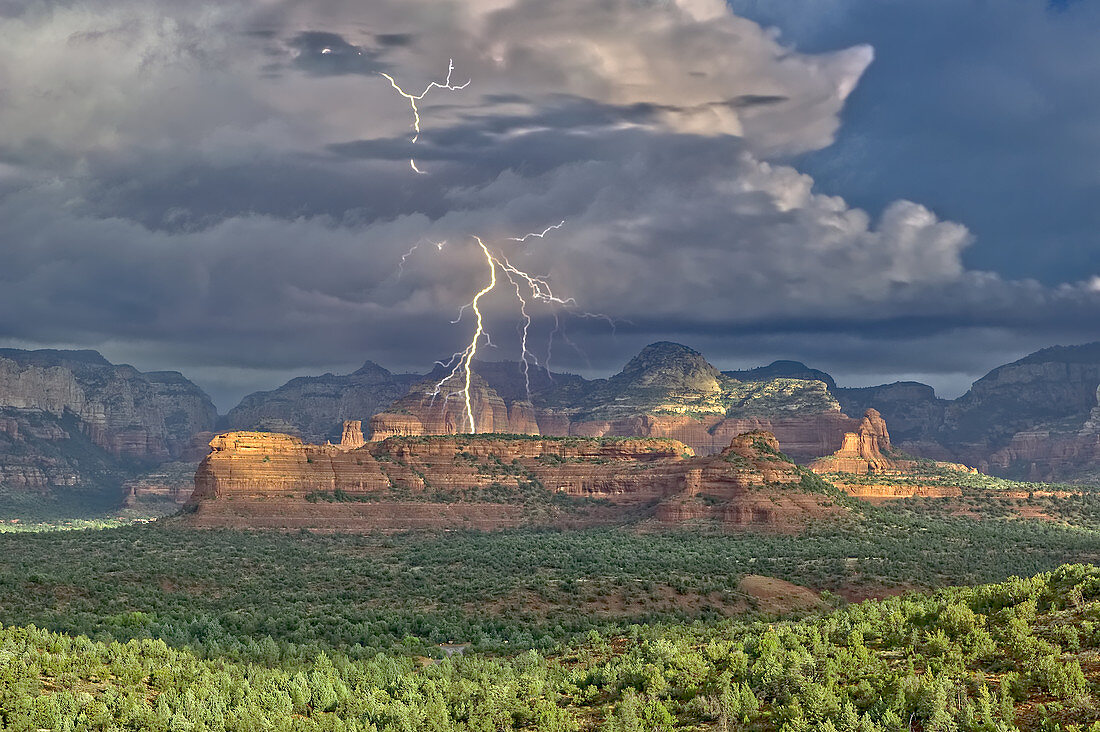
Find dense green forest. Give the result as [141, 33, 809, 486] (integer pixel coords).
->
[5, 483, 1100, 728]
[3, 493, 1100, 661]
[3, 564, 1100, 730]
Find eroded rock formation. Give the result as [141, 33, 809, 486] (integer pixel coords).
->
[226, 360, 421, 443]
[367, 343, 858, 461]
[809, 409, 978, 498]
[985, 384, 1100, 481]
[808, 409, 894, 475]
[0, 349, 217, 514]
[0, 350, 216, 461]
[189, 429, 844, 532]
[339, 420, 365, 450]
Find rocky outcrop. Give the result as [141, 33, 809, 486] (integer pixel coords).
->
[339, 420, 365, 450]
[724, 360, 837, 391]
[0, 349, 216, 461]
[224, 340, 1100, 481]
[944, 344, 1100, 445]
[808, 409, 894, 475]
[189, 430, 844, 532]
[0, 350, 217, 517]
[824, 343, 1100, 481]
[122, 463, 200, 508]
[369, 372, 537, 439]
[985, 384, 1100, 481]
[808, 410, 979, 499]
[834, 382, 947, 444]
[225, 360, 421, 443]
[367, 343, 856, 461]
[939, 345, 1100, 481]
[1084, 385, 1100, 433]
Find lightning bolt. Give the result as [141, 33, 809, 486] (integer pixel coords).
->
[380, 59, 470, 175]
[507, 221, 565, 242]
[429, 225, 615, 432]
[430, 236, 496, 433]
[397, 239, 447, 279]
[502, 268, 538, 397]
[375, 63, 614, 433]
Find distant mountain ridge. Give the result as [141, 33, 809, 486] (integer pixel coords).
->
[229, 340, 1100, 481]
[224, 360, 421, 443]
[366, 342, 853, 460]
[835, 343, 1100, 480]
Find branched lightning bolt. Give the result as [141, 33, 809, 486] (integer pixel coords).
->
[507, 221, 565, 242]
[397, 239, 446, 279]
[374, 64, 615, 435]
[429, 225, 615, 432]
[431, 236, 496, 433]
[502, 268, 538, 396]
[380, 59, 470, 175]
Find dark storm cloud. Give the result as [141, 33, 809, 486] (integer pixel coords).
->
[0, 0, 1097, 409]
[286, 31, 384, 76]
[373, 33, 414, 47]
[726, 95, 790, 109]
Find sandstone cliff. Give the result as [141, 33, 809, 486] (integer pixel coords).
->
[834, 382, 947, 445]
[369, 372, 538, 440]
[222, 340, 1100, 481]
[188, 426, 845, 532]
[827, 343, 1100, 481]
[0, 349, 216, 517]
[984, 384, 1100, 481]
[809, 409, 978, 499]
[0, 349, 216, 460]
[943, 343, 1100, 447]
[808, 409, 895, 475]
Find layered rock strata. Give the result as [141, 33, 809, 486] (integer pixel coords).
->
[0, 349, 217, 515]
[226, 361, 421, 443]
[189, 429, 844, 532]
[0, 350, 216, 461]
[368, 344, 857, 461]
[985, 384, 1100, 481]
[809, 409, 977, 498]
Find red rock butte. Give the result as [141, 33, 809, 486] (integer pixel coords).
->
[187, 422, 846, 532]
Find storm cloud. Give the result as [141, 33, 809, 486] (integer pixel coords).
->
[0, 0, 1097, 409]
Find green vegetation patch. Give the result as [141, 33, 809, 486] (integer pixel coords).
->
[4, 566, 1100, 730]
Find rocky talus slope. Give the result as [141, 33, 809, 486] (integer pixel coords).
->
[187, 423, 844, 531]
[0, 349, 216, 515]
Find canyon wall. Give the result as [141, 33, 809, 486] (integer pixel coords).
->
[367, 343, 857, 461]
[0, 350, 216, 461]
[0, 349, 217, 515]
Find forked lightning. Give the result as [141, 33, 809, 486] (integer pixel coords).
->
[380, 59, 470, 174]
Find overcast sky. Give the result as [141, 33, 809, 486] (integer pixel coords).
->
[1, 0, 1098, 410]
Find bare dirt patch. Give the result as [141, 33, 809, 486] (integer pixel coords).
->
[737, 575, 823, 614]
